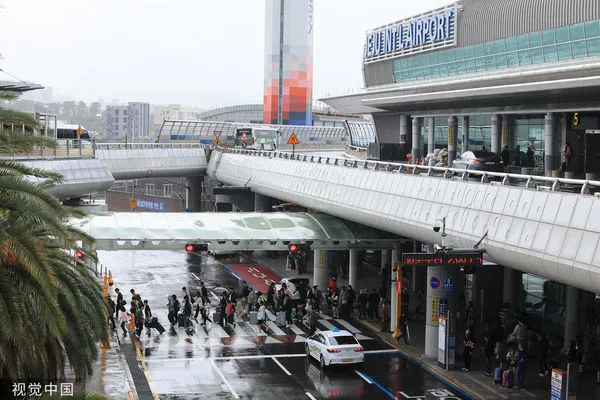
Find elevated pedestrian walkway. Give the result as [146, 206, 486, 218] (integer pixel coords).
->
[74, 211, 402, 251]
[207, 147, 600, 295]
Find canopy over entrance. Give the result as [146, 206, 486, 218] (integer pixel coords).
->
[74, 212, 404, 251]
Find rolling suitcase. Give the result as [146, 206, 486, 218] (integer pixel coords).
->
[494, 367, 502, 385]
[250, 311, 258, 324]
[150, 317, 166, 334]
[178, 313, 185, 328]
[502, 369, 514, 388]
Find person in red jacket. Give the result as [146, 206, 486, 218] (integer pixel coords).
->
[225, 298, 235, 328]
[329, 277, 337, 293]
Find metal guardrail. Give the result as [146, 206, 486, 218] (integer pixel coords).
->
[95, 142, 208, 150]
[218, 147, 600, 196]
[0, 140, 95, 160]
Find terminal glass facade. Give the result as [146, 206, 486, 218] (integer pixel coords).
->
[393, 19, 600, 84]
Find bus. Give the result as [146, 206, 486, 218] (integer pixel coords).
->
[56, 123, 92, 140]
[234, 127, 279, 151]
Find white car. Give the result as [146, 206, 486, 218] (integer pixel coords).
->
[305, 328, 365, 368]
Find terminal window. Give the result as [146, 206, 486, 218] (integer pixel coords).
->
[393, 19, 600, 84]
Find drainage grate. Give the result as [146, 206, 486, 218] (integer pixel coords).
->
[121, 340, 155, 400]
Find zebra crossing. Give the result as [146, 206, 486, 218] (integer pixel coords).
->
[148, 308, 373, 347]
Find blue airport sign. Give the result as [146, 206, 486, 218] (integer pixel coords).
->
[365, 8, 456, 60]
[136, 199, 166, 212]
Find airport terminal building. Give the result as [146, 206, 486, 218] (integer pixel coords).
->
[324, 0, 600, 176]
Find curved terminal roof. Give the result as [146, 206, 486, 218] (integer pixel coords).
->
[75, 212, 402, 251]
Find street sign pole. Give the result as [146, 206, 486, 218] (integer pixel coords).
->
[293, 143, 295, 156]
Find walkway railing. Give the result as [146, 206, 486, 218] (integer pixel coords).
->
[95, 142, 208, 150]
[218, 147, 600, 196]
[0, 140, 95, 160]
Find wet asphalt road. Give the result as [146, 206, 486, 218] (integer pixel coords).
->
[98, 250, 469, 400]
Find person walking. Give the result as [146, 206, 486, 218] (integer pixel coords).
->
[501, 145, 511, 170]
[130, 289, 142, 308]
[200, 281, 210, 306]
[538, 333, 550, 376]
[225, 298, 235, 328]
[218, 293, 227, 326]
[119, 306, 128, 337]
[358, 289, 368, 319]
[331, 289, 339, 318]
[515, 342, 527, 389]
[462, 329, 475, 372]
[115, 288, 124, 318]
[257, 300, 267, 333]
[492, 320, 504, 359]
[562, 142, 574, 172]
[396, 313, 409, 344]
[347, 285, 356, 311]
[247, 289, 257, 314]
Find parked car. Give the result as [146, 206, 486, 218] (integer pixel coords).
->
[305, 328, 365, 368]
[451, 150, 504, 172]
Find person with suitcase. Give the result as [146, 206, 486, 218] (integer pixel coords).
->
[150, 316, 166, 334]
[515, 342, 527, 389]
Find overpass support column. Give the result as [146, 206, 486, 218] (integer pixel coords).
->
[491, 114, 502, 156]
[501, 115, 510, 149]
[185, 176, 204, 212]
[428, 118, 435, 154]
[381, 249, 390, 272]
[400, 114, 410, 147]
[348, 249, 358, 293]
[447, 116, 458, 164]
[425, 266, 462, 358]
[254, 193, 273, 212]
[412, 117, 422, 164]
[461, 116, 470, 153]
[564, 285, 579, 352]
[390, 247, 399, 333]
[502, 267, 522, 310]
[313, 250, 329, 292]
[545, 113, 557, 174]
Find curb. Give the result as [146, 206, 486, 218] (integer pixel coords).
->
[358, 319, 479, 400]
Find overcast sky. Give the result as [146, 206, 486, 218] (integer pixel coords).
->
[0, 0, 450, 108]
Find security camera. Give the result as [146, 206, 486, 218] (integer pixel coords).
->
[433, 221, 441, 233]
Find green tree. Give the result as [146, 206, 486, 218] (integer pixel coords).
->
[0, 91, 108, 391]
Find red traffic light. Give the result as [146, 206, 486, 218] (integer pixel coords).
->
[75, 250, 84, 259]
[186, 244, 208, 253]
[288, 244, 298, 253]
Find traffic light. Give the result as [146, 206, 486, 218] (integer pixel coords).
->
[75, 250, 84, 259]
[185, 244, 208, 253]
[288, 244, 298, 253]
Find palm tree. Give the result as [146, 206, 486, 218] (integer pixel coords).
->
[0, 91, 108, 392]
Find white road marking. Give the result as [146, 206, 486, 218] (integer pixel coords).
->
[336, 319, 361, 333]
[317, 319, 336, 330]
[354, 370, 372, 384]
[191, 273, 201, 281]
[148, 350, 396, 362]
[266, 309, 276, 321]
[266, 321, 286, 335]
[209, 359, 240, 399]
[363, 349, 400, 354]
[152, 273, 164, 285]
[305, 392, 317, 400]
[288, 323, 306, 336]
[208, 323, 230, 338]
[271, 356, 292, 376]
[150, 354, 306, 362]
[245, 322, 267, 336]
